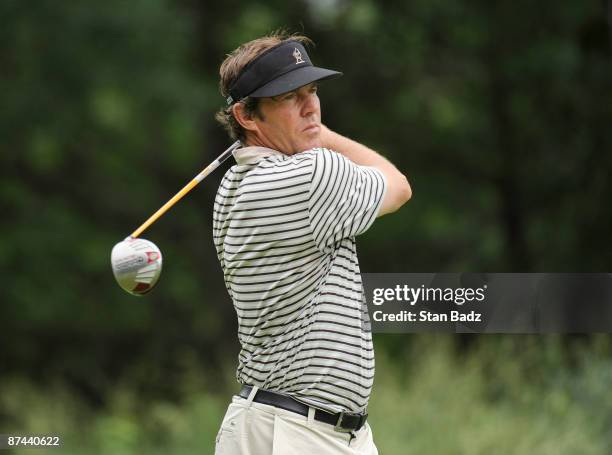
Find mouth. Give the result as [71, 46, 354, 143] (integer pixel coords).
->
[303, 124, 320, 133]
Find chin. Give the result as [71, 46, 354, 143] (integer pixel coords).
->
[299, 137, 322, 152]
[294, 144, 316, 154]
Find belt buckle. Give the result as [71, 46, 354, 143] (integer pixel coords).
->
[334, 411, 354, 433]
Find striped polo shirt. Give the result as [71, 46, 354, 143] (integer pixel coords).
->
[212, 145, 387, 413]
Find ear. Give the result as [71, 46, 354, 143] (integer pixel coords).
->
[232, 103, 260, 134]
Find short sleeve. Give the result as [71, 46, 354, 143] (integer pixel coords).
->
[308, 148, 387, 252]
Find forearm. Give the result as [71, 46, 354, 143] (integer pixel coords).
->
[319, 125, 412, 215]
[320, 125, 396, 172]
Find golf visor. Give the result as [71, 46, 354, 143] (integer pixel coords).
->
[226, 41, 342, 105]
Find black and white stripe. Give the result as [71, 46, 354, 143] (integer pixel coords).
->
[213, 146, 386, 413]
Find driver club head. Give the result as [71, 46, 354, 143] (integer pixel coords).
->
[111, 237, 162, 296]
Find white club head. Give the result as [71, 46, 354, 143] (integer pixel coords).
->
[111, 238, 163, 296]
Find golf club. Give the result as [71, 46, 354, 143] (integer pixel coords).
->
[111, 140, 241, 296]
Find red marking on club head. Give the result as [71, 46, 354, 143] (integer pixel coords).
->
[132, 282, 151, 294]
[146, 251, 160, 263]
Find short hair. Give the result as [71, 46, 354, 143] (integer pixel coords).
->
[215, 31, 313, 142]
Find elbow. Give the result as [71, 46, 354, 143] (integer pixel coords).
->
[396, 174, 412, 208]
[386, 175, 412, 214]
[402, 175, 412, 203]
[378, 172, 412, 217]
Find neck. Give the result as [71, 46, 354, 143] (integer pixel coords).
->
[244, 134, 268, 149]
[244, 133, 292, 155]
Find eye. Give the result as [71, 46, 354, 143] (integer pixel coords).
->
[309, 84, 318, 94]
[282, 92, 296, 101]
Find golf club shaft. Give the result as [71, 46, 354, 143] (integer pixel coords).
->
[129, 141, 241, 239]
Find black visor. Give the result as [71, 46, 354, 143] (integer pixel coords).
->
[226, 41, 342, 105]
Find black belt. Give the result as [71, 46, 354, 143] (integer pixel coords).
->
[238, 385, 367, 433]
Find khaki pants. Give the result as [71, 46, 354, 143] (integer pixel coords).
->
[215, 386, 378, 454]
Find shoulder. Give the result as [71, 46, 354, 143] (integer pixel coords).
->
[279, 148, 331, 166]
[298, 147, 336, 160]
[297, 147, 347, 171]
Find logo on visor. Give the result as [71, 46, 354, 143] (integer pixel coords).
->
[293, 48, 305, 64]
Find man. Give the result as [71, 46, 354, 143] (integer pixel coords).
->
[213, 32, 411, 454]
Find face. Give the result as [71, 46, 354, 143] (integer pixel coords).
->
[241, 82, 322, 155]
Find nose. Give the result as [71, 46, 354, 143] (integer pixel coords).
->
[301, 91, 319, 117]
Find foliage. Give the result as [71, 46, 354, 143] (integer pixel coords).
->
[2, 336, 612, 454]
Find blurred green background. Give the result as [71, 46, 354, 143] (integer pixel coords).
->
[1, 0, 611, 453]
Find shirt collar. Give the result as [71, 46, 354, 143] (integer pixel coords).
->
[232, 146, 287, 165]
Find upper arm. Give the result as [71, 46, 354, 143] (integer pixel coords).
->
[307, 148, 387, 252]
